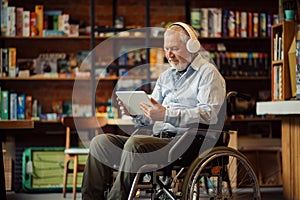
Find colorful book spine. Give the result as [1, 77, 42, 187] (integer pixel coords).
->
[30, 12, 37, 36]
[8, 47, 17, 77]
[22, 11, 30, 36]
[213, 8, 222, 37]
[10, 92, 17, 120]
[247, 12, 253, 37]
[16, 7, 24, 36]
[267, 14, 273, 37]
[240, 11, 247, 37]
[200, 8, 208, 37]
[25, 95, 32, 119]
[253, 13, 259, 37]
[235, 11, 241, 37]
[222, 10, 229, 37]
[1, 0, 8, 36]
[2, 48, 8, 77]
[17, 94, 26, 120]
[35, 5, 44, 36]
[228, 10, 235, 37]
[208, 8, 214, 37]
[260, 13, 267, 37]
[0, 49, 2, 77]
[1, 90, 9, 120]
[190, 8, 201, 31]
[58, 14, 70, 35]
[7, 6, 16, 36]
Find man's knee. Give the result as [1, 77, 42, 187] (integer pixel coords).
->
[123, 136, 143, 153]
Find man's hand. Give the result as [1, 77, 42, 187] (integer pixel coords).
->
[140, 98, 166, 121]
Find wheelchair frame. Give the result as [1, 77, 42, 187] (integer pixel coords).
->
[127, 129, 261, 200]
[126, 91, 261, 200]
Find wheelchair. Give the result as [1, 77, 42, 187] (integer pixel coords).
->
[126, 92, 261, 200]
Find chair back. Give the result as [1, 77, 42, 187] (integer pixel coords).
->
[61, 116, 108, 149]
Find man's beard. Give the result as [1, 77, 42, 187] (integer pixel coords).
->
[169, 59, 190, 71]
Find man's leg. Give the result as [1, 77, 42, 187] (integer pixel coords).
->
[82, 134, 128, 200]
[107, 135, 171, 200]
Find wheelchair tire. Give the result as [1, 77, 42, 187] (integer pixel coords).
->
[181, 146, 261, 200]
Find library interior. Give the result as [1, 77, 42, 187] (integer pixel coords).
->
[0, 0, 300, 199]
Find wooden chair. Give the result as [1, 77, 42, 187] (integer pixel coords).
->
[61, 116, 108, 200]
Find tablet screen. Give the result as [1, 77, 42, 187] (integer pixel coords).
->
[116, 91, 153, 115]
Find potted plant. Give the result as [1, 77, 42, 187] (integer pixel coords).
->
[283, 0, 296, 20]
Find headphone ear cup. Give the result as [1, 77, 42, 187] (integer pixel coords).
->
[186, 38, 201, 53]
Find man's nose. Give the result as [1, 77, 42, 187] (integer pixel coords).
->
[165, 49, 174, 58]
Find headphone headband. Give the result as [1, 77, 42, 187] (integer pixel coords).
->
[168, 22, 200, 53]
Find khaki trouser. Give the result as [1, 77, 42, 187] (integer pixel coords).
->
[81, 131, 205, 200]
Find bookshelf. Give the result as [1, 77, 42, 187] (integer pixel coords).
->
[0, 0, 283, 190]
[271, 21, 295, 100]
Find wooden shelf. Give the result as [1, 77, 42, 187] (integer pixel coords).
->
[0, 120, 34, 129]
[271, 21, 295, 100]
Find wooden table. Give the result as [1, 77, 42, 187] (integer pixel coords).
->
[257, 101, 300, 200]
[0, 120, 34, 200]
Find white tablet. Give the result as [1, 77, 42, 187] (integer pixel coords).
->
[116, 91, 153, 115]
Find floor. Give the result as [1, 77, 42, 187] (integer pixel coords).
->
[6, 187, 285, 200]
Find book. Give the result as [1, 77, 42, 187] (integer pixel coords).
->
[44, 10, 62, 30]
[0, 49, 2, 77]
[240, 12, 247, 37]
[208, 8, 214, 37]
[1, 90, 9, 119]
[25, 95, 32, 119]
[22, 11, 30, 36]
[267, 14, 273, 37]
[235, 11, 241, 37]
[8, 47, 17, 77]
[190, 8, 201, 31]
[10, 92, 17, 120]
[247, 12, 253, 37]
[58, 14, 70, 35]
[35, 5, 44, 36]
[16, 7, 24, 36]
[30, 12, 37, 36]
[228, 10, 235, 37]
[7, 6, 16, 36]
[260, 13, 267, 37]
[200, 8, 208, 37]
[213, 8, 222, 37]
[253, 13, 259, 37]
[2, 48, 8, 77]
[222, 10, 229, 37]
[1, 0, 8, 36]
[17, 94, 25, 120]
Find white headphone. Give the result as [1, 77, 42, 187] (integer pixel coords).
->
[168, 22, 201, 53]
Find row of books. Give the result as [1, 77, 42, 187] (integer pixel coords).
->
[0, 47, 17, 77]
[1, 1, 75, 37]
[0, 49, 90, 77]
[0, 89, 39, 120]
[272, 64, 283, 100]
[190, 8, 278, 38]
[212, 51, 270, 77]
[273, 32, 284, 61]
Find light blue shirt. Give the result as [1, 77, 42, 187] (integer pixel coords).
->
[132, 54, 226, 135]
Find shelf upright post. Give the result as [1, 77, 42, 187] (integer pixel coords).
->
[90, 0, 96, 116]
[185, 0, 190, 24]
[113, 0, 117, 27]
[145, 0, 151, 93]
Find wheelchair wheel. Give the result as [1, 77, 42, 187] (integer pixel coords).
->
[181, 146, 260, 200]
